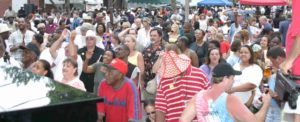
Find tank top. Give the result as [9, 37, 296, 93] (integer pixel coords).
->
[128, 52, 138, 66]
[196, 92, 233, 122]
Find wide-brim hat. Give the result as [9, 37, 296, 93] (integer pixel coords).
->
[158, 51, 191, 78]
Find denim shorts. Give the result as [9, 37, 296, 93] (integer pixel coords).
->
[265, 106, 281, 122]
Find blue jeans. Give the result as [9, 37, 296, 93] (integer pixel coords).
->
[265, 106, 281, 122]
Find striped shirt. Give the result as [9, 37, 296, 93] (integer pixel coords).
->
[155, 66, 210, 122]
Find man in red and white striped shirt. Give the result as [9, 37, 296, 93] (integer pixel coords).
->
[155, 51, 210, 122]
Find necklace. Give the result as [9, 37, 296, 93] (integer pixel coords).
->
[169, 72, 186, 90]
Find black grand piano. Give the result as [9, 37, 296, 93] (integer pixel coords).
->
[0, 65, 102, 122]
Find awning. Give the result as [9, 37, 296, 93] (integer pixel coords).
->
[240, 0, 287, 6]
[197, 0, 233, 7]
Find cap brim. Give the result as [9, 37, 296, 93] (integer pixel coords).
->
[101, 63, 118, 71]
[233, 70, 242, 75]
[19, 45, 28, 50]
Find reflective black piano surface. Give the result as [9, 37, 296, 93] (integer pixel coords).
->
[0, 65, 102, 122]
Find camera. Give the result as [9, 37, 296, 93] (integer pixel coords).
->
[275, 70, 300, 109]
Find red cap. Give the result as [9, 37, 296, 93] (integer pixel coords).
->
[108, 58, 128, 75]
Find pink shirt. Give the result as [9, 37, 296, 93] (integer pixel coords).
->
[286, 0, 300, 84]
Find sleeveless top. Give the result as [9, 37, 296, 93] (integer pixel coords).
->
[128, 52, 138, 66]
[196, 92, 233, 122]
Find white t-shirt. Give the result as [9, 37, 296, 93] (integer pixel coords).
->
[60, 77, 86, 91]
[136, 28, 151, 51]
[232, 64, 263, 103]
[39, 48, 54, 66]
[52, 48, 83, 81]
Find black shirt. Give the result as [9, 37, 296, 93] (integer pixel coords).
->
[78, 46, 105, 92]
[126, 62, 136, 78]
[189, 41, 208, 66]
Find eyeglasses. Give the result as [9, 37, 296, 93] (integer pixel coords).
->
[146, 111, 155, 115]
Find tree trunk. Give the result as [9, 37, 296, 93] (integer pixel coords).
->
[49, 0, 57, 9]
[171, 0, 176, 13]
[65, 0, 70, 15]
[184, 0, 189, 22]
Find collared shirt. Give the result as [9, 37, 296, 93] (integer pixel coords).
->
[142, 43, 164, 83]
[155, 66, 210, 122]
[136, 27, 152, 51]
[7, 29, 35, 61]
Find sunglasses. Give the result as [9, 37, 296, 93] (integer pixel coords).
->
[146, 111, 155, 115]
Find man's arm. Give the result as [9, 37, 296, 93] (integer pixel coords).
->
[50, 29, 68, 59]
[68, 30, 78, 60]
[227, 94, 271, 122]
[190, 50, 199, 67]
[227, 83, 256, 94]
[280, 35, 300, 74]
[180, 96, 196, 122]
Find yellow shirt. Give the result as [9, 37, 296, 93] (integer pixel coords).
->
[128, 52, 138, 66]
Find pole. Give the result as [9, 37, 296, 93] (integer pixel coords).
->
[184, 0, 189, 22]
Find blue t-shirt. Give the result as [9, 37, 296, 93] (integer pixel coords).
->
[268, 74, 280, 108]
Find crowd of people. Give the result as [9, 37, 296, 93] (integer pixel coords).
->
[0, 0, 300, 121]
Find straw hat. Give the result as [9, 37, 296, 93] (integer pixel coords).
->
[158, 51, 191, 78]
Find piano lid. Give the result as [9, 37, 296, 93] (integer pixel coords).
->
[0, 64, 101, 114]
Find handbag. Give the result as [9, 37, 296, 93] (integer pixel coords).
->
[146, 76, 158, 95]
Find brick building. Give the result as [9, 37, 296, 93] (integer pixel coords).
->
[0, 0, 43, 18]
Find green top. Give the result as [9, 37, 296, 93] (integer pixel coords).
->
[91, 62, 106, 94]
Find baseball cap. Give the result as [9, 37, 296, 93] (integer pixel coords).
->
[103, 58, 128, 75]
[212, 63, 242, 77]
[19, 43, 40, 57]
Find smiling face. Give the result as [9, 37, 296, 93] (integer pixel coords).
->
[103, 50, 114, 64]
[260, 37, 269, 49]
[150, 30, 161, 44]
[62, 61, 77, 77]
[105, 68, 122, 85]
[239, 46, 252, 63]
[32, 61, 47, 76]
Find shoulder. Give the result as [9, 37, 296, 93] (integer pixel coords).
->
[95, 46, 105, 52]
[191, 66, 208, 77]
[249, 64, 262, 71]
[123, 78, 137, 89]
[227, 94, 242, 105]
